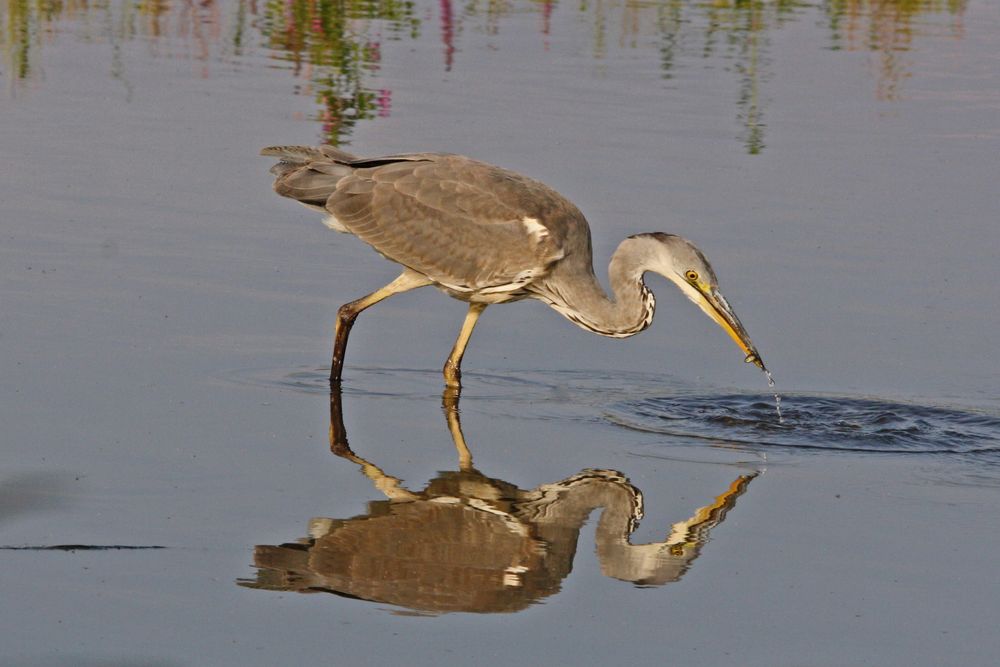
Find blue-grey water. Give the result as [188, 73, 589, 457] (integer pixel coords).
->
[3, 0, 1000, 665]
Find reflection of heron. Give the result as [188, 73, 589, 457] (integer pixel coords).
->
[238, 388, 758, 614]
[262, 146, 766, 385]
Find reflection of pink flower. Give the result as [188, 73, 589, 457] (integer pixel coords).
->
[377, 89, 392, 117]
[367, 41, 382, 64]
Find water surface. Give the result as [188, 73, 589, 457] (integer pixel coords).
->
[3, 0, 1000, 665]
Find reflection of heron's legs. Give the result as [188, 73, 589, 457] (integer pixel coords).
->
[665, 473, 758, 546]
[331, 270, 430, 384]
[327, 387, 419, 501]
[328, 385, 351, 458]
[441, 386, 473, 471]
[443, 303, 487, 387]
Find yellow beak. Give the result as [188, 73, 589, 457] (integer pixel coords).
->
[694, 286, 766, 371]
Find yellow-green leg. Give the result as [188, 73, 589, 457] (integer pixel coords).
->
[443, 303, 487, 387]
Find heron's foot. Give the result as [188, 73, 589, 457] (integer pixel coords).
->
[442, 361, 462, 388]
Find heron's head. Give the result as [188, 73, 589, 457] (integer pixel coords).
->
[626, 233, 766, 371]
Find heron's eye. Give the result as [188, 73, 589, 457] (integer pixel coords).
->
[685, 270, 699, 282]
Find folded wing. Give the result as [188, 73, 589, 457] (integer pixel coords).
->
[264, 148, 568, 294]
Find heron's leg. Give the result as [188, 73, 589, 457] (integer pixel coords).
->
[332, 270, 430, 383]
[442, 302, 487, 387]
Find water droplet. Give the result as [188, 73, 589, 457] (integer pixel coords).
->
[763, 370, 783, 423]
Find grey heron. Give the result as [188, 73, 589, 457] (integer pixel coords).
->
[262, 145, 766, 386]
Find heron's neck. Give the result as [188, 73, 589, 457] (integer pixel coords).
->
[538, 243, 656, 338]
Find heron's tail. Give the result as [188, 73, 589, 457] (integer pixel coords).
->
[261, 145, 357, 207]
[261, 144, 358, 163]
[261, 145, 357, 175]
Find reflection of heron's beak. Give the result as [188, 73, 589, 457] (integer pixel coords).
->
[695, 288, 766, 371]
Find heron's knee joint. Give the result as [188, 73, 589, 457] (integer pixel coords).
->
[337, 304, 359, 323]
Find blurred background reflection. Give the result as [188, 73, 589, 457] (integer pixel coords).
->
[1, 0, 969, 151]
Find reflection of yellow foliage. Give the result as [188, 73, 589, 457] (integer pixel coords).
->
[138, 0, 169, 38]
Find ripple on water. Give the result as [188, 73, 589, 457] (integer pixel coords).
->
[221, 366, 562, 400]
[606, 394, 1000, 457]
[221, 366, 689, 401]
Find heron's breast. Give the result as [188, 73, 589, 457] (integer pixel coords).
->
[433, 283, 533, 305]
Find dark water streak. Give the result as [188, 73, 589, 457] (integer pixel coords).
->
[0, 545, 168, 551]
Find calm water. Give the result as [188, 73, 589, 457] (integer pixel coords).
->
[3, 0, 1000, 664]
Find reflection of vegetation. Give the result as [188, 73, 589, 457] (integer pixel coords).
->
[568, 0, 965, 152]
[0, 0, 971, 149]
[258, 0, 419, 145]
[1, 0, 419, 145]
[698, 0, 805, 154]
[825, 0, 968, 101]
[570, 0, 803, 153]
[2, 0, 34, 86]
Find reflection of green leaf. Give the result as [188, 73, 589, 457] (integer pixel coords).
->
[231, 0, 248, 53]
[3, 0, 34, 80]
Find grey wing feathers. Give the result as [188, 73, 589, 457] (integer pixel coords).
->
[329, 157, 566, 292]
[264, 147, 569, 292]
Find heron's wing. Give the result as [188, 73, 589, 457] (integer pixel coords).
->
[327, 155, 567, 293]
